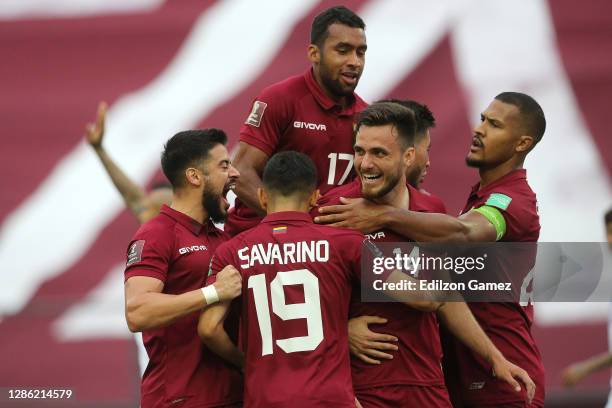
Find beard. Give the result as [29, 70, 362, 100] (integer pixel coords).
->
[202, 183, 226, 224]
[362, 170, 401, 200]
[465, 155, 485, 168]
[318, 56, 358, 98]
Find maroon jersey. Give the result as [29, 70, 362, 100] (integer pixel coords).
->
[443, 169, 545, 407]
[224, 69, 368, 236]
[124, 205, 242, 408]
[208, 211, 364, 408]
[316, 179, 449, 393]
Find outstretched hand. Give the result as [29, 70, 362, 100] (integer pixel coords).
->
[85, 101, 107, 148]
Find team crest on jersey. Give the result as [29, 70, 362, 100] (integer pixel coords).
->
[126, 240, 145, 266]
[245, 100, 267, 127]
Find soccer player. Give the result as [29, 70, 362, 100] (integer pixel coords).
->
[124, 129, 243, 408]
[199, 151, 370, 407]
[561, 208, 612, 408]
[85, 101, 172, 224]
[317, 94, 547, 407]
[314, 101, 535, 407]
[341, 99, 445, 368]
[225, 5, 368, 236]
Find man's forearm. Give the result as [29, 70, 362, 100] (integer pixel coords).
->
[437, 302, 503, 365]
[93, 145, 148, 215]
[126, 288, 205, 332]
[382, 207, 470, 243]
[202, 326, 245, 368]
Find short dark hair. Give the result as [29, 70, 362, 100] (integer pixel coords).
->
[263, 151, 317, 198]
[605, 208, 612, 225]
[161, 129, 227, 188]
[495, 92, 546, 146]
[377, 99, 435, 140]
[311, 6, 365, 47]
[356, 102, 417, 149]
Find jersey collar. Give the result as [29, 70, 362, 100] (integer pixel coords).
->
[160, 205, 221, 236]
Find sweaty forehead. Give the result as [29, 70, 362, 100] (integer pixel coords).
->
[324, 23, 366, 46]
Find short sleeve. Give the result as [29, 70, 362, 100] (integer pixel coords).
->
[473, 192, 514, 241]
[205, 241, 235, 286]
[124, 228, 173, 283]
[239, 87, 290, 157]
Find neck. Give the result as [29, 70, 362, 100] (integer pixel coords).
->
[266, 196, 311, 214]
[374, 181, 410, 209]
[312, 67, 348, 107]
[170, 191, 207, 224]
[478, 158, 523, 188]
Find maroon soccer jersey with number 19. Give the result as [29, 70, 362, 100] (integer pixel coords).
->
[208, 211, 365, 408]
[224, 69, 368, 236]
[443, 169, 545, 407]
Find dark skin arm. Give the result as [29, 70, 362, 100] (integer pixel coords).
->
[315, 197, 498, 242]
[232, 142, 268, 215]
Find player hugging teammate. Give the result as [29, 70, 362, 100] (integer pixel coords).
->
[123, 5, 547, 408]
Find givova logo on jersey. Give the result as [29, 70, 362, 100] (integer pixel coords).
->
[179, 245, 208, 255]
[293, 121, 327, 131]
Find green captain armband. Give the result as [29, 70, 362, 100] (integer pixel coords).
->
[473, 205, 506, 241]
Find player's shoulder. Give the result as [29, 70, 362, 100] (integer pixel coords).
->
[318, 178, 362, 206]
[354, 94, 369, 111]
[310, 223, 365, 246]
[411, 185, 447, 214]
[257, 73, 308, 102]
[133, 212, 176, 241]
[484, 171, 537, 213]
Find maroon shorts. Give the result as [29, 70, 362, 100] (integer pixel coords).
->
[356, 385, 451, 408]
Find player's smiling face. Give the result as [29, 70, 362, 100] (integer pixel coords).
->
[200, 144, 239, 223]
[310, 23, 367, 99]
[466, 99, 523, 169]
[354, 124, 412, 200]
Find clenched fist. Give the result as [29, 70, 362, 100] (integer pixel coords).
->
[214, 265, 242, 302]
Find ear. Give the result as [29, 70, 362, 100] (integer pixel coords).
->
[308, 189, 321, 209]
[257, 188, 268, 212]
[403, 146, 416, 168]
[307, 44, 320, 64]
[516, 135, 534, 153]
[184, 167, 203, 187]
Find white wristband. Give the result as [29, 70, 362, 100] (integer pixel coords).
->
[201, 285, 219, 305]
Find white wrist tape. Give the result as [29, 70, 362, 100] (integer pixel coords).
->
[201, 285, 219, 305]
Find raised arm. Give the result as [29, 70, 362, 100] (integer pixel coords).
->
[86, 101, 159, 223]
[232, 142, 269, 215]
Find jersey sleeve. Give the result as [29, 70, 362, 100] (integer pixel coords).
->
[206, 241, 235, 286]
[473, 192, 513, 241]
[124, 226, 173, 283]
[239, 87, 290, 157]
